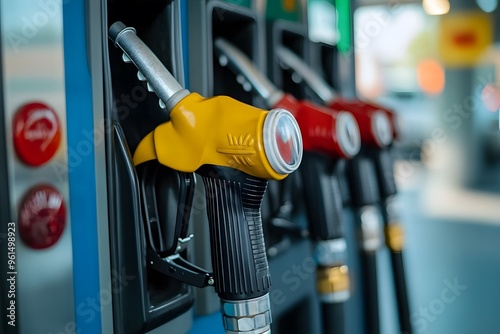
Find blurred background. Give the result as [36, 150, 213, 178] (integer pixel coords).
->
[340, 0, 500, 333]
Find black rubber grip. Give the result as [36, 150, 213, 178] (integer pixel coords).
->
[301, 151, 343, 240]
[370, 149, 397, 199]
[391, 251, 413, 334]
[346, 156, 380, 207]
[197, 165, 271, 301]
[322, 302, 346, 334]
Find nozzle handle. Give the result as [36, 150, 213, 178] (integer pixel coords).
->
[275, 45, 337, 104]
[197, 166, 271, 301]
[370, 149, 397, 199]
[108, 21, 190, 111]
[346, 156, 380, 207]
[214, 38, 284, 108]
[301, 152, 343, 241]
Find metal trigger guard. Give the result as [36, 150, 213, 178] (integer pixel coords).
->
[137, 161, 213, 288]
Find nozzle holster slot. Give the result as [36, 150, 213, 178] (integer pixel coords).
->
[208, 1, 264, 107]
[268, 21, 310, 99]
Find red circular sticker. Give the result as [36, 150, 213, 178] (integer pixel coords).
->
[18, 185, 66, 249]
[13, 102, 61, 166]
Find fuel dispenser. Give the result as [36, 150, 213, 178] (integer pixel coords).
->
[1, 1, 306, 333]
[0, 1, 414, 334]
[109, 20, 305, 334]
[275, 45, 412, 334]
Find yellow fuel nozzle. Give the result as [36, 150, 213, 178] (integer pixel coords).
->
[109, 22, 302, 180]
[133, 92, 302, 180]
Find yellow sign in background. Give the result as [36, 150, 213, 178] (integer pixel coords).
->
[438, 11, 493, 67]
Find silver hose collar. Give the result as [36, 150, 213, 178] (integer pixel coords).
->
[221, 294, 272, 334]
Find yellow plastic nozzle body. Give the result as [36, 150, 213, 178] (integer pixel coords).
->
[133, 93, 286, 180]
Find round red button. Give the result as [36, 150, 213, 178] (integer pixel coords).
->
[13, 102, 61, 166]
[18, 185, 66, 249]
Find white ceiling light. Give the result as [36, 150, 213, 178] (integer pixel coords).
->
[423, 0, 450, 15]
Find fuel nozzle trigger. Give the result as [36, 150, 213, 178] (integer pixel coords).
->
[137, 161, 213, 288]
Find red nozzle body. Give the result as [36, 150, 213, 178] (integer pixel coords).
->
[329, 98, 399, 142]
[274, 94, 360, 159]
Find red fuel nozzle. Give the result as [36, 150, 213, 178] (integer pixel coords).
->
[274, 94, 361, 159]
[328, 98, 399, 142]
[274, 45, 399, 142]
[339, 106, 394, 150]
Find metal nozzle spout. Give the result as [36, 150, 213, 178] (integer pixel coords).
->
[214, 38, 284, 108]
[275, 45, 337, 104]
[108, 21, 190, 112]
